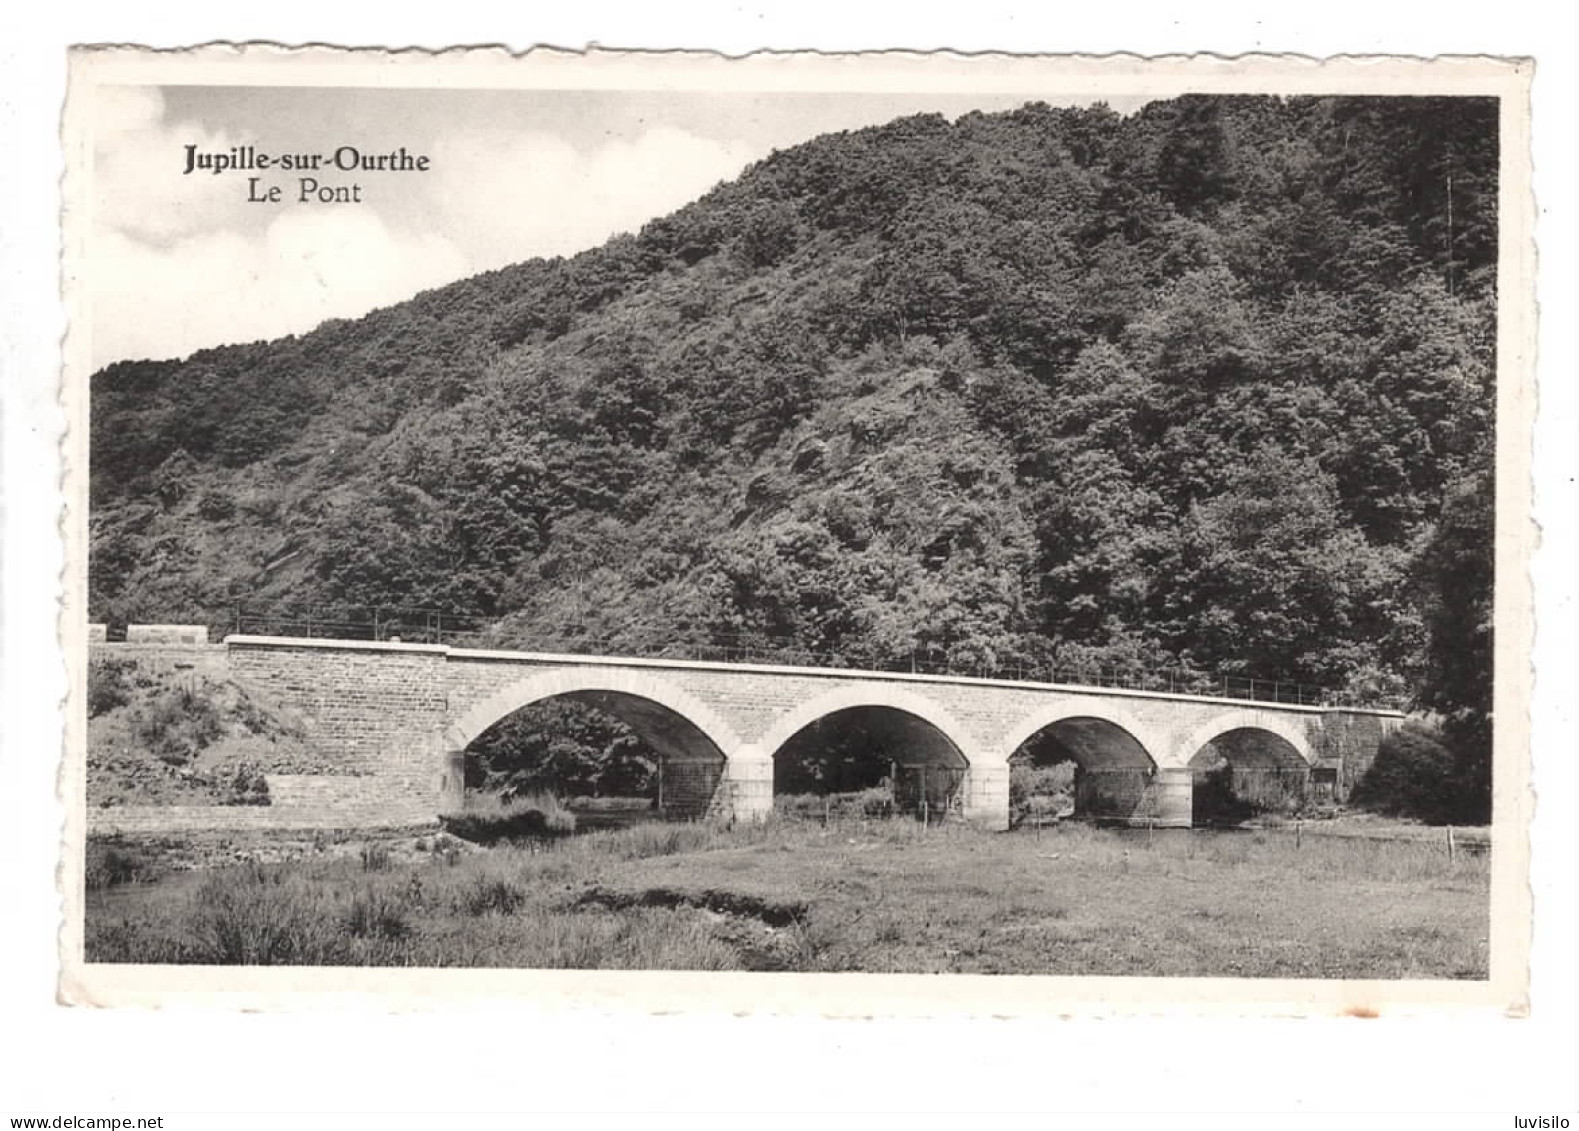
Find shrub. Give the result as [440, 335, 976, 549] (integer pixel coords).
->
[458, 875, 527, 916]
[136, 686, 224, 766]
[225, 762, 271, 806]
[359, 843, 392, 872]
[84, 839, 156, 890]
[195, 489, 236, 521]
[846, 785, 896, 819]
[774, 785, 895, 821]
[567, 796, 654, 813]
[1010, 761, 1075, 823]
[1352, 722, 1467, 824]
[344, 885, 409, 940]
[440, 792, 576, 844]
[1192, 764, 1259, 825]
[87, 656, 138, 717]
[185, 864, 346, 964]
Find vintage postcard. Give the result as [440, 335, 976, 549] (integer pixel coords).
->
[59, 47, 1534, 1015]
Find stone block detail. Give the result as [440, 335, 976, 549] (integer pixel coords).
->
[228, 639, 448, 783]
[962, 764, 1010, 830]
[90, 641, 230, 681]
[708, 755, 773, 823]
[127, 624, 210, 645]
[662, 759, 725, 820]
[1311, 710, 1400, 799]
[87, 803, 437, 835]
[264, 774, 409, 810]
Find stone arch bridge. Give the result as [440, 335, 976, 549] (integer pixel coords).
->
[213, 635, 1402, 831]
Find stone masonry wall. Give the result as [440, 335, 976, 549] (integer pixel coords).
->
[229, 640, 447, 776]
[204, 640, 1403, 830]
[443, 653, 1387, 773]
[91, 641, 230, 683]
[1310, 710, 1403, 799]
[126, 624, 210, 645]
[660, 760, 724, 820]
[227, 640, 450, 818]
[88, 801, 438, 835]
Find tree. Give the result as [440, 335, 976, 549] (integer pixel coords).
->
[1413, 466, 1495, 822]
[467, 699, 661, 800]
[1153, 95, 1237, 216]
[1351, 721, 1463, 823]
[1150, 446, 1395, 685]
[86, 93, 1498, 733]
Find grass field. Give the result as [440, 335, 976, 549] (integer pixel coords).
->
[84, 817, 1490, 978]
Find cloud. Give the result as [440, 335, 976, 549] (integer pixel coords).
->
[90, 92, 765, 366]
[93, 209, 468, 365]
[94, 86, 250, 244]
[425, 125, 763, 270]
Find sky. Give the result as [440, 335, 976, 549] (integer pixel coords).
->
[89, 85, 1147, 367]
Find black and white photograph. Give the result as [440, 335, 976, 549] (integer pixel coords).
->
[58, 49, 1532, 1012]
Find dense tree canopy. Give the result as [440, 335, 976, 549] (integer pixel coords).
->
[91, 95, 1499, 774]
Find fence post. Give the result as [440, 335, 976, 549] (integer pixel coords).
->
[1296, 819, 1302, 850]
[1447, 826, 1456, 862]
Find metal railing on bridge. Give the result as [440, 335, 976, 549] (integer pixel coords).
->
[186, 604, 1376, 709]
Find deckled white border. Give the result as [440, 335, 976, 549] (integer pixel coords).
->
[4, 10, 1574, 1117]
[56, 46, 1534, 1018]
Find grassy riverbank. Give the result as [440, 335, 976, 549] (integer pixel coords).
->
[84, 817, 1489, 978]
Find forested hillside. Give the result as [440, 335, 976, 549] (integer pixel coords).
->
[91, 95, 1497, 734]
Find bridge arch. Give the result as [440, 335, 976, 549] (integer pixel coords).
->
[755, 682, 979, 768]
[757, 682, 982, 814]
[1175, 709, 1316, 824]
[996, 697, 1166, 768]
[1172, 709, 1315, 770]
[997, 697, 1167, 825]
[445, 666, 745, 756]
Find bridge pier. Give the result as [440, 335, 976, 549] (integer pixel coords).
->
[963, 763, 1011, 831]
[711, 749, 775, 824]
[1070, 766, 1194, 827]
[1152, 767, 1194, 828]
[440, 747, 467, 813]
